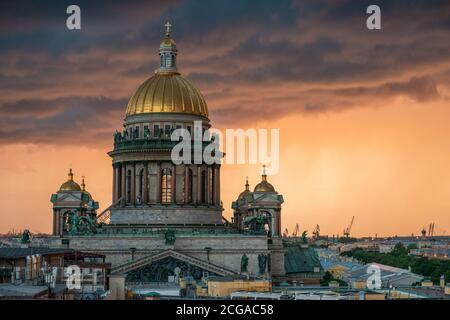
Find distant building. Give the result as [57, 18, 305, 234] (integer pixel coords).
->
[392, 286, 450, 300]
[344, 263, 423, 289]
[410, 248, 449, 260]
[0, 247, 110, 299]
[207, 277, 272, 298]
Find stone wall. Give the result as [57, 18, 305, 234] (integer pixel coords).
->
[48, 234, 274, 276]
[110, 206, 222, 225]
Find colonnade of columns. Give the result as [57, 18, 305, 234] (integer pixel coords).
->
[112, 161, 221, 207]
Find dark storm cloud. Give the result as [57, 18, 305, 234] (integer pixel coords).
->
[0, 0, 449, 143]
[0, 97, 126, 145]
[210, 74, 443, 125]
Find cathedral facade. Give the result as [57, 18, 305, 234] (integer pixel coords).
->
[48, 24, 322, 284]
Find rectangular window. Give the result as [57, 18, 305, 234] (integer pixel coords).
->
[154, 125, 160, 137]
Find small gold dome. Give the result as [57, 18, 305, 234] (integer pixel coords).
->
[160, 37, 177, 50]
[254, 166, 276, 192]
[81, 176, 91, 197]
[125, 73, 208, 117]
[238, 177, 251, 199]
[254, 180, 275, 192]
[59, 169, 82, 192]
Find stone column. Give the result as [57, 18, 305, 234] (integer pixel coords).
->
[131, 162, 136, 205]
[211, 165, 215, 205]
[52, 211, 56, 235]
[196, 166, 202, 204]
[184, 165, 189, 204]
[112, 164, 118, 203]
[112, 164, 116, 203]
[121, 163, 126, 204]
[171, 164, 176, 204]
[206, 166, 211, 205]
[59, 211, 64, 235]
[143, 162, 149, 205]
[216, 165, 221, 206]
[156, 162, 162, 203]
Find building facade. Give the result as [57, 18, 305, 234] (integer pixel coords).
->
[47, 23, 322, 286]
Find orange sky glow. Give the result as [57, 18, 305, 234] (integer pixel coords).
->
[1, 96, 449, 236]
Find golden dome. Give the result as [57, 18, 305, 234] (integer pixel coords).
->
[81, 176, 91, 197]
[254, 180, 275, 192]
[125, 22, 208, 118]
[160, 37, 177, 50]
[125, 73, 209, 117]
[238, 177, 251, 199]
[254, 166, 276, 192]
[59, 169, 82, 192]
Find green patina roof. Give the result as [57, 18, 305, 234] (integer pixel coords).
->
[142, 292, 160, 297]
[50, 194, 58, 203]
[284, 244, 323, 274]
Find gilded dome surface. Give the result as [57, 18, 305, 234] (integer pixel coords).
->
[254, 180, 275, 192]
[59, 169, 81, 192]
[254, 167, 276, 192]
[238, 178, 251, 199]
[125, 23, 208, 118]
[125, 73, 208, 117]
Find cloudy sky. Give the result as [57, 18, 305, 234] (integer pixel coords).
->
[1, 0, 449, 236]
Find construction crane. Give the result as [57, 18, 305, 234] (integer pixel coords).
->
[292, 223, 300, 238]
[428, 223, 435, 237]
[283, 228, 290, 238]
[343, 216, 355, 238]
[313, 225, 320, 239]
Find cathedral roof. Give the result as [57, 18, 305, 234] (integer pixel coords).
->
[126, 73, 208, 118]
[125, 22, 209, 118]
[254, 166, 276, 192]
[238, 177, 251, 200]
[59, 168, 82, 192]
[284, 244, 323, 274]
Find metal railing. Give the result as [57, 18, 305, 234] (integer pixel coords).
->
[112, 138, 214, 152]
[95, 198, 122, 224]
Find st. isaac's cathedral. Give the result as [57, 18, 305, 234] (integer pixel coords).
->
[48, 24, 322, 285]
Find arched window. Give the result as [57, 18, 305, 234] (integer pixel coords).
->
[200, 170, 207, 204]
[126, 170, 132, 203]
[161, 168, 172, 204]
[62, 211, 71, 234]
[261, 211, 272, 237]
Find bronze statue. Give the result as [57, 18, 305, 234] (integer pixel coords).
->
[258, 254, 267, 274]
[165, 229, 176, 245]
[21, 229, 32, 244]
[241, 254, 249, 273]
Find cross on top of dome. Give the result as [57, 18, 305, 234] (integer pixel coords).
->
[164, 21, 172, 36]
